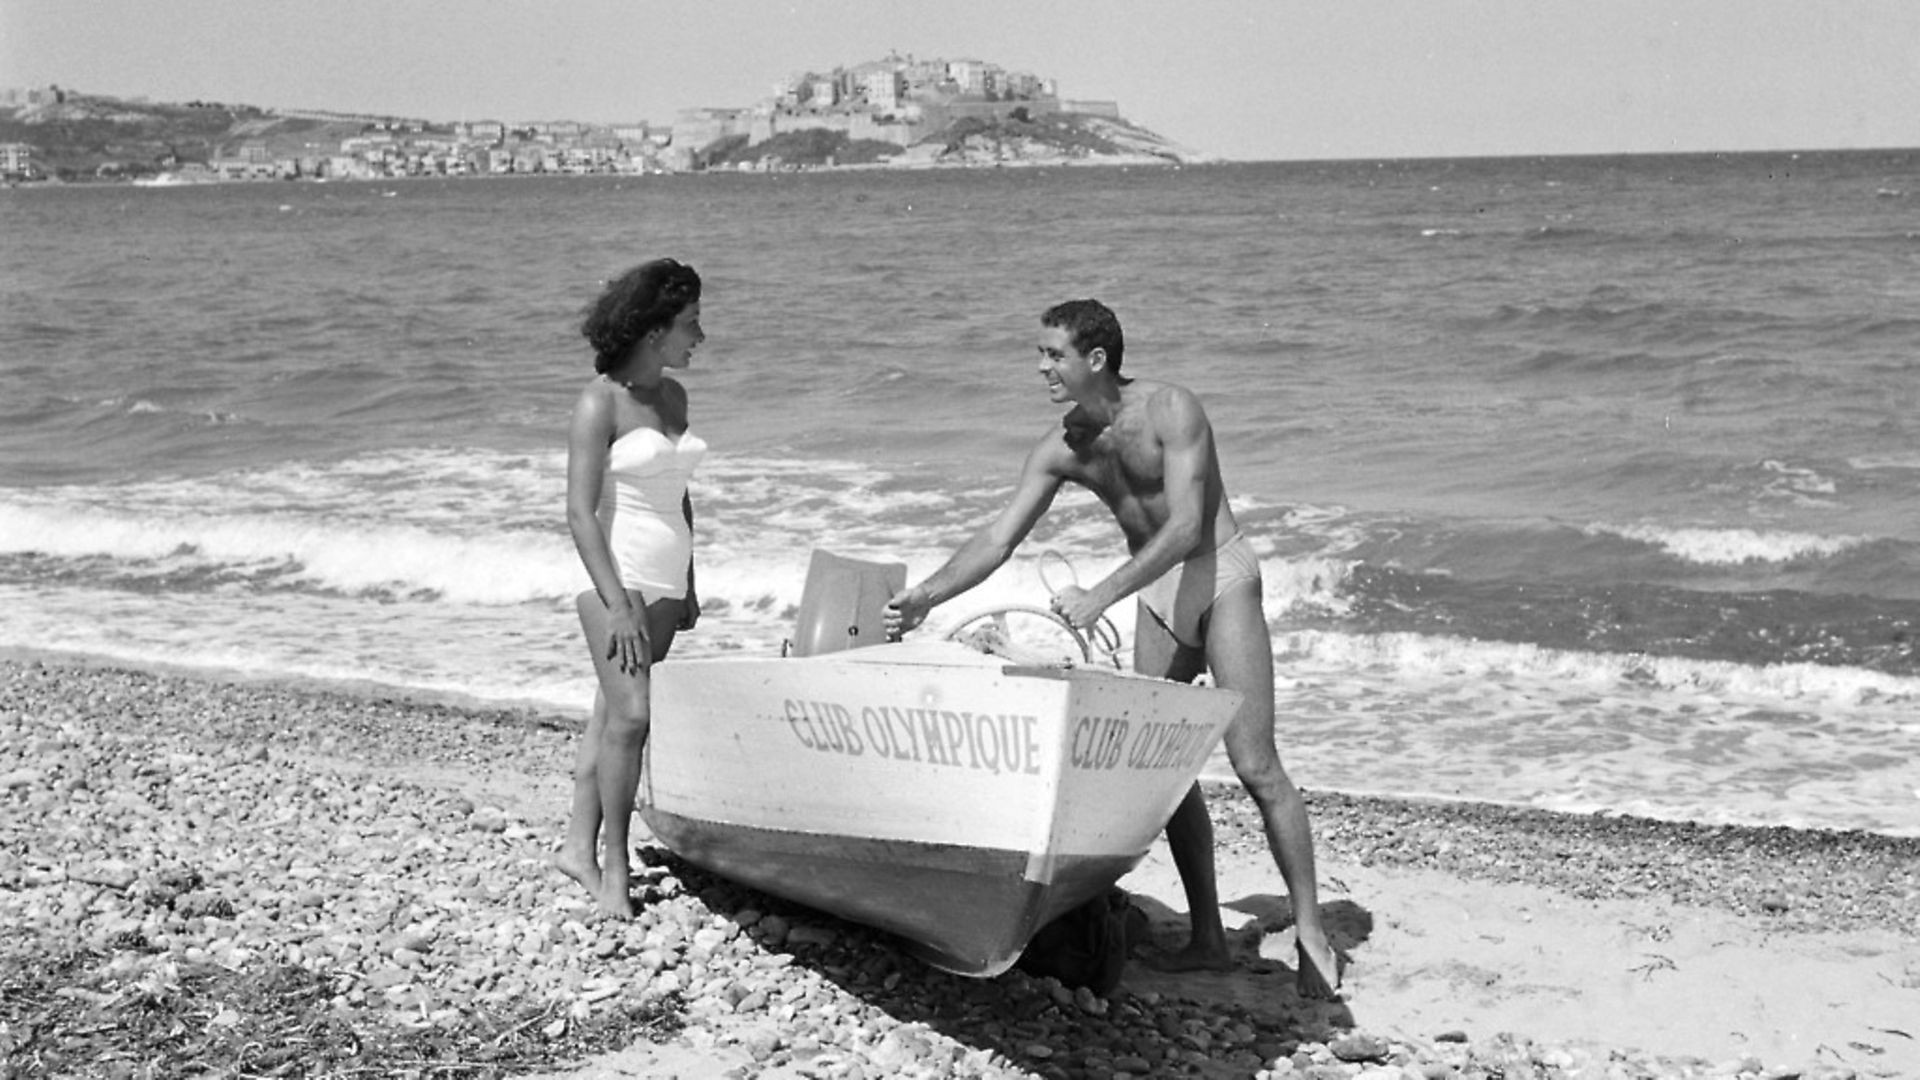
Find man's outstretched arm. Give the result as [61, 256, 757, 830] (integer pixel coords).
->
[886, 438, 1065, 637]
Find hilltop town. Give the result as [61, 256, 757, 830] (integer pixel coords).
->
[0, 54, 1213, 184]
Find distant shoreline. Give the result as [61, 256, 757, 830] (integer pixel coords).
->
[2, 149, 1201, 188]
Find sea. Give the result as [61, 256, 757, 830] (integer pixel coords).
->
[5, 152, 1920, 838]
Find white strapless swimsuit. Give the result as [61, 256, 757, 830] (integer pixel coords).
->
[595, 427, 706, 600]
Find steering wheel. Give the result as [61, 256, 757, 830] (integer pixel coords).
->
[944, 604, 1095, 666]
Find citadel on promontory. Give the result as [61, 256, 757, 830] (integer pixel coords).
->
[676, 52, 1123, 159]
[0, 53, 1210, 184]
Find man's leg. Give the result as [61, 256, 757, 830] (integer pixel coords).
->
[1134, 602, 1235, 971]
[1205, 582, 1340, 998]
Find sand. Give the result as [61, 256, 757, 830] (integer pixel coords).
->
[550, 819, 1920, 1080]
[3, 651, 1916, 1079]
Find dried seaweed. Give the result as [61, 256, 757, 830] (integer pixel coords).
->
[0, 944, 684, 1079]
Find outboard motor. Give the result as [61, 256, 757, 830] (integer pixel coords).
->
[784, 550, 908, 657]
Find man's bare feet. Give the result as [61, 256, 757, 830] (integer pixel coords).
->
[1143, 941, 1237, 974]
[552, 845, 600, 895]
[1294, 934, 1342, 1000]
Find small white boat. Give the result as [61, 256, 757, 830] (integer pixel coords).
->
[641, 552, 1243, 976]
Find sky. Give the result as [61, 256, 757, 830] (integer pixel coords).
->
[4, 0, 1919, 162]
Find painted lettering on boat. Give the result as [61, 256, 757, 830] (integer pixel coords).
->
[780, 700, 1218, 775]
[1070, 716, 1216, 773]
[782, 699, 1043, 776]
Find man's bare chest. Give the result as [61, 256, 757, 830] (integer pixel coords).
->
[1065, 428, 1165, 499]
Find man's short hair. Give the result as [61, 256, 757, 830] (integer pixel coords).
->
[1042, 299, 1124, 375]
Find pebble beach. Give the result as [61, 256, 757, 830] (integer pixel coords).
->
[4, 654, 1918, 1080]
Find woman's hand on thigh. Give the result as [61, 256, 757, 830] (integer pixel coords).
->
[606, 602, 652, 676]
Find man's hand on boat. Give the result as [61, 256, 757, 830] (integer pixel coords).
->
[883, 587, 931, 641]
[1046, 584, 1108, 633]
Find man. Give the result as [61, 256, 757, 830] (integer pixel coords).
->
[883, 299, 1340, 999]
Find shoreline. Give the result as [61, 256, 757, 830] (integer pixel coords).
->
[4, 654, 1917, 1078]
[0, 643, 579, 730]
[15, 642, 1914, 847]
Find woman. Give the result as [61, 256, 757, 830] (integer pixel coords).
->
[554, 258, 706, 917]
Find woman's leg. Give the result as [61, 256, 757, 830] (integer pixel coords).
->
[553, 688, 608, 894]
[573, 590, 681, 917]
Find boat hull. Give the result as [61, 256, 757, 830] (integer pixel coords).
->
[645, 809, 1139, 973]
[641, 640, 1242, 976]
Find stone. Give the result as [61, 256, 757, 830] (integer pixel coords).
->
[1, 767, 45, 789]
[1331, 1033, 1392, 1063]
[70, 860, 138, 890]
[755, 914, 791, 946]
[364, 967, 411, 990]
[740, 1025, 781, 1061]
[786, 924, 838, 949]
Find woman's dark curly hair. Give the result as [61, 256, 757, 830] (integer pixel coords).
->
[581, 258, 702, 373]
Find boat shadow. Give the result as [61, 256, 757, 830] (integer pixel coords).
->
[645, 847, 1368, 1075]
[1125, 890, 1368, 1033]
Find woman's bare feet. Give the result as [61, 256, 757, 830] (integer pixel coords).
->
[596, 864, 634, 919]
[552, 844, 601, 897]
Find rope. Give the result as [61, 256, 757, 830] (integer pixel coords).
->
[1034, 550, 1126, 669]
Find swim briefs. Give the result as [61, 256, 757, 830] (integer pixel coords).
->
[1136, 532, 1261, 649]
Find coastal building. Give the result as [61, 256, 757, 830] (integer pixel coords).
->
[945, 59, 991, 96]
[1002, 71, 1049, 99]
[673, 107, 752, 151]
[862, 68, 903, 112]
[800, 77, 838, 109]
[610, 123, 650, 145]
[901, 58, 949, 95]
[456, 120, 505, 144]
[0, 142, 32, 178]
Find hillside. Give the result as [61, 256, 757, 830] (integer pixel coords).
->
[0, 91, 371, 180]
[915, 111, 1213, 167]
[703, 110, 1213, 170]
